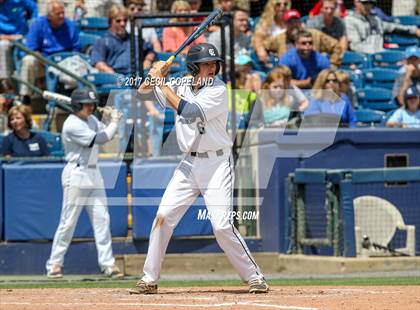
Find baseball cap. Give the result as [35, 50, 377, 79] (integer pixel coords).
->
[405, 46, 420, 59]
[235, 54, 252, 65]
[71, 87, 99, 104]
[283, 9, 301, 22]
[404, 85, 419, 100]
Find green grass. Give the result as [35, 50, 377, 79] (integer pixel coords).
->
[0, 277, 419, 289]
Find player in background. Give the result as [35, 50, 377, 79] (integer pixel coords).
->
[130, 43, 269, 294]
[46, 88, 123, 278]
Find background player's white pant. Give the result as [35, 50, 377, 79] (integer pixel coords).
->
[142, 150, 264, 283]
[46, 164, 115, 272]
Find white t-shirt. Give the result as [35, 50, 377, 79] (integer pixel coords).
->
[154, 77, 233, 153]
[62, 114, 104, 166]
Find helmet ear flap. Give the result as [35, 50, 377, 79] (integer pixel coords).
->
[187, 62, 200, 76]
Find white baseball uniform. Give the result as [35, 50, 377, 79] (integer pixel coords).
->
[141, 76, 265, 284]
[46, 114, 117, 273]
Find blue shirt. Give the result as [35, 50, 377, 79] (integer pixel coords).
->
[387, 108, 420, 128]
[2, 131, 50, 157]
[25, 16, 80, 56]
[91, 30, 153, 75]
[305, 93, 357, 127]
[0, 0, 37, 35]
[279, 48, 330, 81]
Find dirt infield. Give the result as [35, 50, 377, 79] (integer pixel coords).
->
[1, 286, 419, 310]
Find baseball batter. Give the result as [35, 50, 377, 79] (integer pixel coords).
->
[46, 88, 123, 278]
[130, 43, 269, 294]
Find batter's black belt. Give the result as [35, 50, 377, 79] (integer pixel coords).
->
[190, 149, 224, 158]
[76, 163, 97, 169]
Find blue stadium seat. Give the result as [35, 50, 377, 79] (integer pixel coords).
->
[32, 130, 64, 156]
[355, 108, 385, 126]
[77, 17, 109, 35]
[45, 52, 90, 94]
[79, 32, 101, 53]
[83, 72, 123, 95]
[384, 34, 419, 51]
[340, 69, 364, 90]
[341, 51, 370, 70]
[371, 50, 405, 70]
[362, 68, 399, 89]
[156, 52, 187, 73]
[393, 16, 420, 27]
[144, 17, 168, 41]
[356, 87, 398, 111]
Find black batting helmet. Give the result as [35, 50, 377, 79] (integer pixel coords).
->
[70, 87, 99, 112]
[186, 43, 223, 76]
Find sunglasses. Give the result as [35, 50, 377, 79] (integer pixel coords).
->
[299, 41, 313, 45]
[129, 4, 144, 11]
[114, 18, 127, 23]
[326, 78, 338, 84]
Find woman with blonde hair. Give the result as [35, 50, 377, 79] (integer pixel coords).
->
[162, 0, 206, 54]
[252, 0, 291, 66]
[1, 105, 49, 157]
[305, 69, 356, 127]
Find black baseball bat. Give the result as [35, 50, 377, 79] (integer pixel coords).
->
[165, 8, 223, 66]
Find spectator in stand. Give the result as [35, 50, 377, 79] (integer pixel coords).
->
[91, 5, 154, 74]
[305, 69, 357, 127]
[38, 0, 123, 18]
[217, 0, 235, 25]
[393, 46, 420, 107]
[344, 0, 420, 54]
[125, 0, 162, 53]
[207, 7, 252, 63]
[279, 30, 330, 89]
[260, 66, 308, 127]
[0, 0, 38, 79]
[2, 105, 49, 157]
[162, 0, 206, 54]
[306, 0, 348, 52]
[309, 0, 346, 17]
[189, 0, 205, 22]
[336, 70, 358, 108]
[252, 0, 291, 67]
[19, 0, 80, 96]
[264, 9, 343, 68]
[386, 85, 420, 128]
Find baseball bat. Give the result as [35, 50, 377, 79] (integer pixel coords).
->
[362, 235, 409, 257]
[165, 8, 224, 66]
[11, 75, 74, 113]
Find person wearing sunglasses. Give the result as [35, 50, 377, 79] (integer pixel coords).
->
[125, 0, 162, 53]
[265, 9, 343, 69]
[252, 0, 291, 67]
[91, 4, 155, 74]
[305, 69, 357, 128]
[278, 30, 330, 89]
[344, 0, 420, 54]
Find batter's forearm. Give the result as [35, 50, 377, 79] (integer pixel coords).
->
[160, 85, 181, 111]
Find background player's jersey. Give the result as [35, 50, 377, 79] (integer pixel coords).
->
[62, 114, 104, 166]
[154, 77, 233, 153]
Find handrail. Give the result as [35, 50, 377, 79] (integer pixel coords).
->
[13, 41, 96, 92]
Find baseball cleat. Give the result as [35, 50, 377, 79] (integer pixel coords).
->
[103, 265, 124, 279]
[248, 278, 269, 294]
[47, 265, 63, 279]
[128, 280, 158, 294]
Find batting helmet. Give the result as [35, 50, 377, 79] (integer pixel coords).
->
[70, 87, 99, 112]
[186, 43, 223, 76]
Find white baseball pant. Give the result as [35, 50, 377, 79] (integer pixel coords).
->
[142, 150, 264, 283]
[46, 163, 115, 272]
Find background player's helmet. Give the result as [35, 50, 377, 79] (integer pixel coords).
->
[70, 87, 99, 112]
[186, 43, 223, 76]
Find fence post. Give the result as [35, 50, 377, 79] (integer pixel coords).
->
[339, 173, 356, 257]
